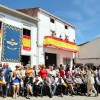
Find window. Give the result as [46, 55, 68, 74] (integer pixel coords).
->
[50, 18, 55, 23]
[22, 28, 31, 51]
[63, 58, 70, 65]
[65, 25, 68, 29]
[23, 28, 31, 36]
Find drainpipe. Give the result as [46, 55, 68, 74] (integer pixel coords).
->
[36, 22, 39, 67]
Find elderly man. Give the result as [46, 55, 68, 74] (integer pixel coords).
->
[2, 63, 12, 83]
[45, 73, 56, 98]
[33, 74, 43, 96]
[0, 71, 7, 98]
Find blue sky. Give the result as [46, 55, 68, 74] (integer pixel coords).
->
[0, 0, 100, 45]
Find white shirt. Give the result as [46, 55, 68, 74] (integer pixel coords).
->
[48, 70, 56, 77]
[33, 77, 43, 85]
[55, 77, 64, 85]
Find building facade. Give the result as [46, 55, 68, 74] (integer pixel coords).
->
[0, 4, 38, 70]
[75, 37, 100, 66]
[18, 8, 77, 69]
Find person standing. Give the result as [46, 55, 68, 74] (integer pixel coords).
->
[0, 71, 7, 98]
[87, 66, 98, 96]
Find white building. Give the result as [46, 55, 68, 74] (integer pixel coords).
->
[18, 7, 77, 69]
[0, 4, 38, 70]
[75, 37, 100, 66]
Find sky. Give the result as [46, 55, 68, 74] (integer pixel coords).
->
[0, 0, 100, 45]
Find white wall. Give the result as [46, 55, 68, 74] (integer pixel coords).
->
[37, 11, 76, 65]
[0, 12, 37, 70]
[75, 38, 100, 66]
[44, 47, 73, 66]
[38, 12, 76, 46]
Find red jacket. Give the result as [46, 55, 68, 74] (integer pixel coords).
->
[60, 70, 65, 79]
[39, 69, 48, 79]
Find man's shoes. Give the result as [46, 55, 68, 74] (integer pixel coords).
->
[61, 93, 63, 97]
[49, 93, 53, 98]
[3, 95, 6, 98]
[87, 94, 91, 97]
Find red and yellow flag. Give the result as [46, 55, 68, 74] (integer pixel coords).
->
[22, 35, 31, 51]
[44, 36, 78, 53]
[26, 68, 33, 74]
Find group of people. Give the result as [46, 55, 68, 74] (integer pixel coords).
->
[0, 62, 100, 99]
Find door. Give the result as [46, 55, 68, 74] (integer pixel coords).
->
[21, 55, 31, 66]
[45, 53, 57, 67]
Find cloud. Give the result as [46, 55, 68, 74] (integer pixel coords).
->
[72, 0, 100, 17]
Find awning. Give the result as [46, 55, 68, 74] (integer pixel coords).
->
[44, 36, 78, 53]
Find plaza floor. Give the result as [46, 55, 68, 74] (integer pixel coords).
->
[0, 94, 100, 100]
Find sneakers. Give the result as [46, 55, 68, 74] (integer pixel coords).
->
[26, 96, 30, 99]
[94, 93, 98, 97]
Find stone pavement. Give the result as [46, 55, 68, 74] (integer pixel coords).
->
[0, 94, 100, 100]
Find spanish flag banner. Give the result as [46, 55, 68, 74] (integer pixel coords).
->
[44, 36, 78, 53]
[23, 35, 31, 51]
[26, 68, 33, 74]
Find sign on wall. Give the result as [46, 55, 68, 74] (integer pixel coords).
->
[2, 23, 22, 62]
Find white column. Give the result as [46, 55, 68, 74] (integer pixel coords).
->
[70, 58, 73, 71]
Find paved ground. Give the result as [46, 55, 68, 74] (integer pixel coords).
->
[0, 94, 100, 100]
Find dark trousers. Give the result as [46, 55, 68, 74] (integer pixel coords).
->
[33, 85, 38, 96]
[81, 84, 87, 93]
[2, 85, 7, 96]
[56, 84, 64, 95]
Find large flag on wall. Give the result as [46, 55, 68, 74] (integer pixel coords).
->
[44, 36, 78, 53]
[2, 23, 22, 62]
[22, 35, 31, 51]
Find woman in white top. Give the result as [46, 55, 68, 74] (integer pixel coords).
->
[87, 66, 98, 96]
[48, 66, 56, 78]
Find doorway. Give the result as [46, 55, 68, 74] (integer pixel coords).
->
[45, 53, 57, 67]
[21, 55, 31, 66]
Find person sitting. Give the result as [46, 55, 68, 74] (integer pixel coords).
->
[48, 66, 56, 78]
[24, 72, 33, 99]
[55, 72, 65, 97]
[33, 74, 43, 96]
[39, 64, 48, 79]
[60, 65, 65, 79]
[74, 74, 85, 95]
[0, 71, 7, 98]
[12, 71, 21, 99]
[64, 74, 75, 96]
[45, 73, 56, 98]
